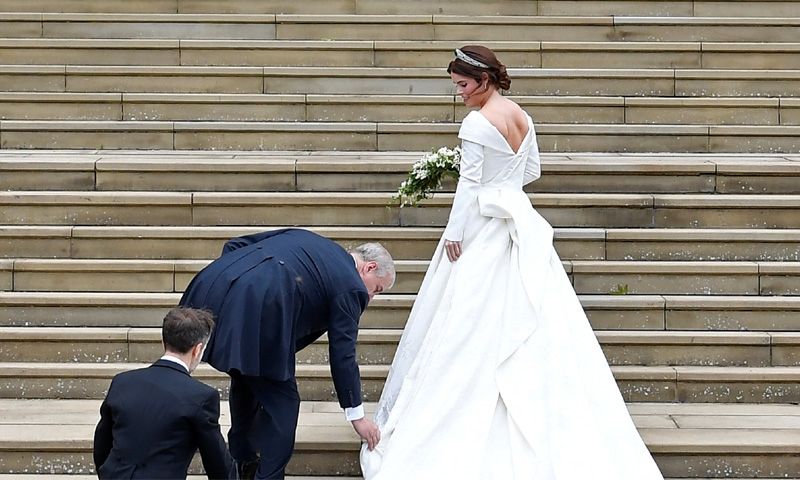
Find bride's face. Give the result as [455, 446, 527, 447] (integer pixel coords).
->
[451, 72, 486, 108]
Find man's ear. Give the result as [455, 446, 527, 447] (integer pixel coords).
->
[366, 261, 378, 273]
[192, 342, 204, 359]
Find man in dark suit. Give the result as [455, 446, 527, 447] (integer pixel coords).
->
[179, 228, 395, 479]
[93, 307, 237, 480]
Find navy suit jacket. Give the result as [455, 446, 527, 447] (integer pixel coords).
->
[179, 229, 370, 409]
[93, 359, 236, 479]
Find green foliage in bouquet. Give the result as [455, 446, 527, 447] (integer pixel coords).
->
[393, 146, 462, 207]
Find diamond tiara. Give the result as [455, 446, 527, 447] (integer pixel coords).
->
[454, 48, 490, 69]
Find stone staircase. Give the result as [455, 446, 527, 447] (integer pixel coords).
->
[1, 0, 800, 478]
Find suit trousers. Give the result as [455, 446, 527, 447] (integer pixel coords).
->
[228, 372, 301, 479]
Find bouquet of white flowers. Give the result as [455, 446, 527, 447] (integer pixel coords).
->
[393, 146, 462, 207]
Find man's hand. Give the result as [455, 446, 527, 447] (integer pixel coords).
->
[352, 418, 381, 451]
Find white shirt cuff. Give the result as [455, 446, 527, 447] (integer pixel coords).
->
[345, 404, 365, 421]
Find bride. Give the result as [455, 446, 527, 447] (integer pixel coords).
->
[359, 45, 664, 479]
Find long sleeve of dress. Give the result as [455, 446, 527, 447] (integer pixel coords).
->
[443, 139, 484, 242]
[522, 142, 541, 186]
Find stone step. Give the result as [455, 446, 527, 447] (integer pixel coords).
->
[0, 478, 786, 480]
[2, 326, 796, 368]
[3, 39, 800, 71]
[0, 0, 799, 17]
[570, 260, 800, 296]
[0, 225, 601, 260]
[1, 225, 798, 262]
[2, 93, 800, 129]
[3, 362, 800, 404]
[2, 291, 799, 331]
[7, 66, 800, 99]
[5, 120, 800, 152]
[2, 190, 800, 228]
[4, 258, 799, 296]
[2, 151, 799, 195]
[5, 66, 800, 99]
[5, 400, 800, 477]
[0, 477, 351, 480]
[4, 14, 800, 42]
[0, 478, 767, 480]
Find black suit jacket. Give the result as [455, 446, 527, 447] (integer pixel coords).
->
[93, 359, 236, 479]
[179, 228, 370, 409]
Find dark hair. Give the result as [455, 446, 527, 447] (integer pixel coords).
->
[162, 307, 214, 354]
[447, 45, 511, 90]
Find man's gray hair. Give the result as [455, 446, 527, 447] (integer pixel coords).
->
[351, 242, 396, 287]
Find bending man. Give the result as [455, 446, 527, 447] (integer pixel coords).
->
[180, 228, 395, 479]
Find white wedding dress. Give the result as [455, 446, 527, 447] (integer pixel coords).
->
[360, 111, 664, 479]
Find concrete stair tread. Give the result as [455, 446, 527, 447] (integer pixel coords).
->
[0, 477, 349, 480]
[4, 93, 800, 130]
[2, 149, 796, 169]
[10, 257, 800, 270]
[0, 326, 793, 367]
[5, 38, 800, 51]
[6, 64, 800, 88]
[1, 325, 791, 343]
[5, 361, 800, 381]
[0, 0, 795, 16]
[2, 151, 799, 195]
[4, 478, 771, 480]
[5, 12, 800, 26]
[5, 38, 800, 70]
[4, 190, 800, 204]
[5, 257, 800, 296]
[11, 289, 800, 332]
[1, 225, 797, 263]
[2, 190, 800, 228]
[0, 399, 799, 451]
[6, 120, 800, 152]
[2, 64, 797, 77]
[4, 290, 800, 308]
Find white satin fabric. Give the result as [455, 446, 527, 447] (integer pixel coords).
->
[360, 111, 663, 479]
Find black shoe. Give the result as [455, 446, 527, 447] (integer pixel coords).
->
[236, 459, 259, 480]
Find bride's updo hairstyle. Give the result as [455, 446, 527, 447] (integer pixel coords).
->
[447, 45, 511, 91]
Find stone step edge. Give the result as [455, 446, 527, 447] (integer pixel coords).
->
[1, 477, 344, 480]
[3, 362, 800, 382]
[4, 38, 800, 55]
[2, 225, 800, 241]
[0, 477, 789, 480]
[7, 12, 800, 26]
[1, 150, 798, 175]
[2, 190, 800, 206]
[3, 92, 798, 109]
[1, 38, 800, 51]
[3, 291, 800, 309]
[7, 257, 800, 273]
[10, 65, 800, 80]
[1, 326, 791, 346]
[6, 120, 800, 138]
[0, 400, 799, 455]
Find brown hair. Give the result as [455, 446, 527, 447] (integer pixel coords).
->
[162, 307, 214, 354]
[447, 45, 511, 90]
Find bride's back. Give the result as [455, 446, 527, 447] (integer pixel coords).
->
[479, 97, 529, 153]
